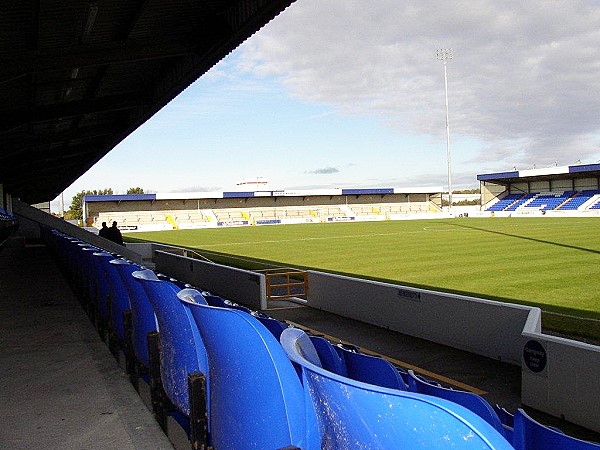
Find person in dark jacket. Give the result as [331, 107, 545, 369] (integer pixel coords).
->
[98, 222, 110, 239]
[106, 221, 124, 246]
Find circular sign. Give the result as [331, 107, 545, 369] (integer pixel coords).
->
[523, 340, 547, 373]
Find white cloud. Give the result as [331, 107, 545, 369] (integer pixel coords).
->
[307, 166, 340, 174]
[239, 0, 600, 168]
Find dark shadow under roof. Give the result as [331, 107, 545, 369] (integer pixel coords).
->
[0, 0, 294, 204]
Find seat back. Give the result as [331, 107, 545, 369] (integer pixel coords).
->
[133, 269, 209, 416]
[93, 252, 130, 340]
[309, 336, 347, 377]
[180, 299, 319, 450]
[80, 246, 101, 307]
[256, 316, 289, 341]
[336, 345, 407, 390]
[407, 370, 506, 436]
[513, 408, 600, 450]
[96, 257, 131, 342]
[281, 327, 514, 450]
[89, 250, 112, 320]
[112, 261, 156, 368]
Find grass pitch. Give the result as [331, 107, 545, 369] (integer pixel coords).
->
[126, 217, 600, 340]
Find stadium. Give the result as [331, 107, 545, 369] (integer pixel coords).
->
[1, 1, 600, 450]
[80, 163, 600, 233]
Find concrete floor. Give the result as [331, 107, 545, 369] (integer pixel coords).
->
[0, 243, 173, 450]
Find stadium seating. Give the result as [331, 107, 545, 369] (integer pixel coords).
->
[180, 298, 319, 450]
[335, 342, 408, 390]
[92, 252, 126, 347]
[487, 193, 523, 211]
[407, 369, 511, 440]
[524, 192, 575, 211]
[309, 336, 348, 376]
[590, 194, 600, 210]
[255, 314, 290, 341]
[486, 189, 600, 212]
[559, 190, 600, 210]
[40, 226, 600, 449]
[112, 260, 156, 374]
[132, 269, 209, 419]
[280, 327, 514, 449]
[82, 247, 106, 327]
[506, 193, 538, 211]
[513, 408, 600, 450]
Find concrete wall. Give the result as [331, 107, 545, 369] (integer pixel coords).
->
[154, 249, 266, 310]
[521, 311, 600, 433]
[306, 271, 532, 364]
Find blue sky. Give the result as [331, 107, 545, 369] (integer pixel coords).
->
[52, 1, 600, 211]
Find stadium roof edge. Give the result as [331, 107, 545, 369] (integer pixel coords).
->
[477, 163, 600, 182]
[84, 194, 156, 202]
[83, 187, 443, 202]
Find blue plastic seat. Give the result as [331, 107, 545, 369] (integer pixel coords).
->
[112, 260, 156, 370]
[180, 298, 319, 450]
[281, 327, 513, 450]
[495, 404, 514, 428]
[335, 343, 407, 390]
[200, 292, 228, 307]
[92, 251, 125, 328]
[407, 369, 510, 439]
[79, 246, 101, 309]
[95, 256, 131, 345]
[132, 269, 209, 418]
[513, 408, 600, 450]
[256, 315, 289, 341]
[309, 336, 348, 377]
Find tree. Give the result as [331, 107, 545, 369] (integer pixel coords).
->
[67, 188, 113, 221]
[126, 187, 145, 194]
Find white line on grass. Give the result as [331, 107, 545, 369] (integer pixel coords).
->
[199, 231, 419, 248]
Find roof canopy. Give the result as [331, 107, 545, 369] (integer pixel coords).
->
[0, 0, 294, 204]
[477, 163, 600, 184]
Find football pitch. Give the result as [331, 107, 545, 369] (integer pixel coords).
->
[126, 217, 600, 341]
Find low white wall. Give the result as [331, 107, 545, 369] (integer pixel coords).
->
[521, 314, 600, 433]
[154, 249, 266, 310]
[306, 270, 600, 433]
[306, 270, 531, 364]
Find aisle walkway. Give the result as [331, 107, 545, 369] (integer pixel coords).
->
[0, 243, 172, 449]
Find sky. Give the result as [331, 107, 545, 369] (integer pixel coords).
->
[52, 0, 600, 212]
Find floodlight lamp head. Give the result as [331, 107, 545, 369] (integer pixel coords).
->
[436, 48, 453, 61]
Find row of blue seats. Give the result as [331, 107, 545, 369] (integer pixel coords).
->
[505, 193, 538, 211]
[487, 194, 524, 212]
[557, 190, 600, 210]
[41, 227, 600, 449]
[524, 192, 575, 211]
[488, 190, 600, 212]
